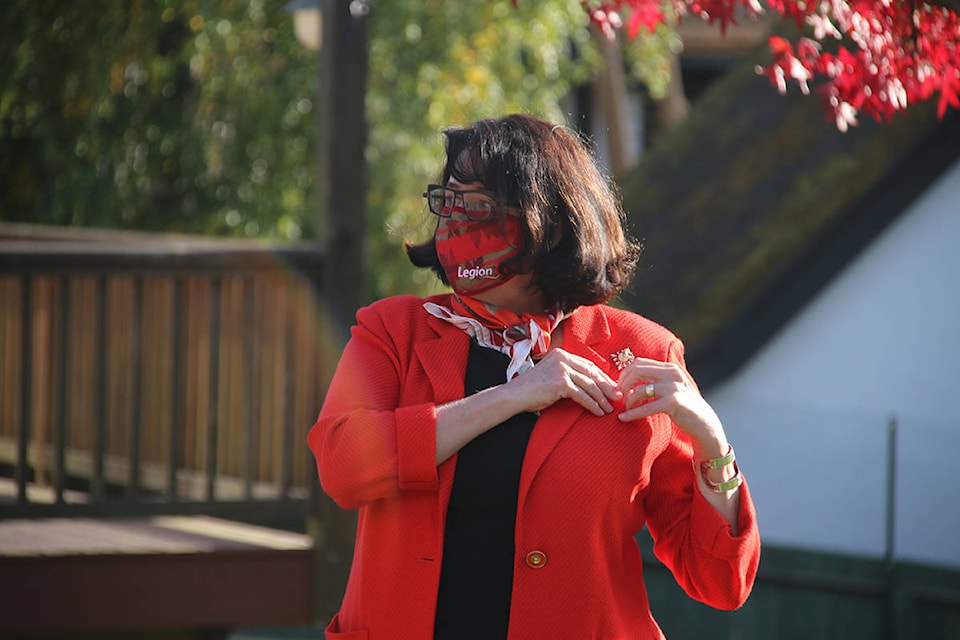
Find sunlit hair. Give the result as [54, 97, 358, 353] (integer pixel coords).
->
[406, 113, 641, 312]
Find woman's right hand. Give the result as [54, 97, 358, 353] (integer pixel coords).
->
[435, 349, 622, 464]
[505, 349, 622, 417]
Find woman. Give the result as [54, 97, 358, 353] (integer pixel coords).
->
[308, 114, 760, 640]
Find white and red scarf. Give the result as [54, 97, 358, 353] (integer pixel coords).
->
[424, 295, 567, 381]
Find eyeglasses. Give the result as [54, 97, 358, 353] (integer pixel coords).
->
[422, 184, 505, 221]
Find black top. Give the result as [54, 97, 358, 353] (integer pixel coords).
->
[433, 341, 538, 640]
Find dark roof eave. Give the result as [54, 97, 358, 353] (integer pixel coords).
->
[688, 108, 960, 391]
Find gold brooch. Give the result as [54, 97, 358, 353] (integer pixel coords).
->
[611, 347, 635, 370]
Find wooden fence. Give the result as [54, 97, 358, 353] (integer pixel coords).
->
[637, 522, 960, 639]
[0, 231, 339, 519]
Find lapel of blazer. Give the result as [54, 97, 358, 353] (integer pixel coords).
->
[517, 305, 614, 512]
[414, 306, 471, 518]
[415, 310, 470, 405]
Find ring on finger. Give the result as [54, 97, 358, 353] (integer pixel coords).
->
[644, 383, 656, 399]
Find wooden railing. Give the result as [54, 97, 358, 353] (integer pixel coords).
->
[0, 233, 339, 521]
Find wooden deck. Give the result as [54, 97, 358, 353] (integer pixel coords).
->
[0, 233, 339, 636]
[0, 516, 316, 635]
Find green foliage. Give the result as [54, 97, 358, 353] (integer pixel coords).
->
[1, 0, 674, 299]
[365, 0, 600, 297]
[1, 0, 317, 239]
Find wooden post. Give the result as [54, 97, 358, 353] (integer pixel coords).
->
[310, 0, 368, 625]
[316, 0, 368, 321]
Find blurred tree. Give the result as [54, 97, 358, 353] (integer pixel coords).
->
[1, 0, 317, 239]
[0, 0, 676, 298]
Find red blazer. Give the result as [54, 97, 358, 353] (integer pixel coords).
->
[308, 294, 760, 640]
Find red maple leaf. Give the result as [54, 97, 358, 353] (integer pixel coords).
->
[627, 0, 665, 38]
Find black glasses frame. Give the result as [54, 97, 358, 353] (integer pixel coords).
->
[422, 184, 508, 221]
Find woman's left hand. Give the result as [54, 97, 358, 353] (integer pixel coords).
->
[616, 357, 726, 456]
[618, 357, 741, 520]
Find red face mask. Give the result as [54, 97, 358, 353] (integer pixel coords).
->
[434, 210, 524, 296]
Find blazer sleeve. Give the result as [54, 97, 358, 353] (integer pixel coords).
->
[641, 340, 761, 610]
[307, 304, 439, 510]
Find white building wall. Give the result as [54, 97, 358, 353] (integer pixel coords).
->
[706, 157, 960, 568]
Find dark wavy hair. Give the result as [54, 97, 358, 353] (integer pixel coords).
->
[406, 114, 641, 312]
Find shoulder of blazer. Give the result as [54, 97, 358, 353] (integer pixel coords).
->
[588, 304, 680, 359]
[355, 293, 458, 341]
